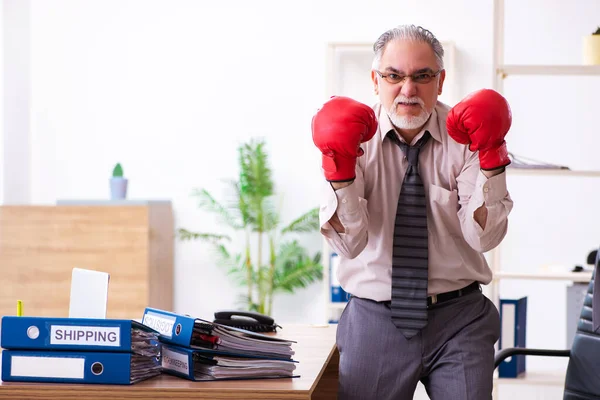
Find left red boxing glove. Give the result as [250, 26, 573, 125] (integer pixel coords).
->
[312, 96, 378, 182]
[446, 89, 512, 170]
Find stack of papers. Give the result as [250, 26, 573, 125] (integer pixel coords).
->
[129, 353, 163, 383]
[142, 307, 298, 381]
[192, 355, 297, 380]
[507, 152, 570, 170]
[192, 319, 295, 360]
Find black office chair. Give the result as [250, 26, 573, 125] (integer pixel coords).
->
[494, 250, 600, 399]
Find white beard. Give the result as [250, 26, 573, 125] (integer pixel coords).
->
[386, 95, 432, 130]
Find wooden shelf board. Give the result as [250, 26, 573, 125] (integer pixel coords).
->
[506, 168, 600, 177]
[494, 271, 592, 282]
[499, 64, 600, 76]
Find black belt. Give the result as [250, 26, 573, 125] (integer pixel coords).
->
[425, 281, 481, 307]
[381, 281, 481, 308]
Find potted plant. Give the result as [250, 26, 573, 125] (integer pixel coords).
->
[583, 26, 600, 65]
[110, 163, 128, 200]
[178, 138, 322, 316]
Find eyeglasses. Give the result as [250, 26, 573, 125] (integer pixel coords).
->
[374, 69, 443, 85]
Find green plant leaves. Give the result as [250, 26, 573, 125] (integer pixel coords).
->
[280, 207, 320, 234]
[112, 163, 124, 177]
[190, 188, 244, 230]
[177, 137, 323, 316]
[273, 241, 323, 294]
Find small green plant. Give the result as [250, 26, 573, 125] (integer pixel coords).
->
[112, 163, 124, 178]
[593, 27, 600, 35]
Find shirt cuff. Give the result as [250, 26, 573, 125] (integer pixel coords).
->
[334, 183, 361, 215]
[476, 170, 508, 205]
[318, 180, 362, 234]
[318, 181, 360, 226]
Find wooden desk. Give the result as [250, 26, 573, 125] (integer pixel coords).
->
[0, 324, 339, 399]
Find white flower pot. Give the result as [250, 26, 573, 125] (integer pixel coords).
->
[583, 35, 600, 65]
[110, 177, 128, 200]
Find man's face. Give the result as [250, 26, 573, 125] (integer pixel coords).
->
[371, 39, 445, 132]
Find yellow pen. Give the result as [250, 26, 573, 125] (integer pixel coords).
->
[17, 300, 23, 317]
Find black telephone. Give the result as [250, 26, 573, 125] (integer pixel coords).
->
[213, 310, 281, 333]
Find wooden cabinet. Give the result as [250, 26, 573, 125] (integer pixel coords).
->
[0, 201, 173, 320]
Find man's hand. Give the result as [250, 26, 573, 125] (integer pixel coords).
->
[312, 96, 378, 182]
[446, 89, 512, 171]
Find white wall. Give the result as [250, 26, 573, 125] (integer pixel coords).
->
[0, 2, 3, 204]
[3, 1, 600, 394]
[2, 0, 31, 204]
[18, 0, 499, 326]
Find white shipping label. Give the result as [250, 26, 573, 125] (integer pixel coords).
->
[50, 325, 121, 346]
[11, 355, 85, 379]
[162, 348, 189, 375]
[142, 312, 176, 338]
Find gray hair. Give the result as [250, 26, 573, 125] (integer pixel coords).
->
[372, 24, 444, 70]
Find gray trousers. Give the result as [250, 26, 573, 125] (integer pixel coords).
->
[336, 287, 500, 400]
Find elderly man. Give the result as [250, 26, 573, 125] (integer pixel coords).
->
[312, 24, 513, 400]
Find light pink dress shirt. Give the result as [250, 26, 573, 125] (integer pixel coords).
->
[319, 101, 514, 300]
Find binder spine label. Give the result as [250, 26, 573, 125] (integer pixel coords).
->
[50, 325, 121, 346]
[142, 312, 176, 338]
[162, 347, 189, 375]
[11, 355, 85, 379]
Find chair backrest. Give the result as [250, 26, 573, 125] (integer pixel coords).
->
[563, 250, 600, 400]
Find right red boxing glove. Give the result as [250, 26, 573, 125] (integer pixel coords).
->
[311, 96, 378, 182]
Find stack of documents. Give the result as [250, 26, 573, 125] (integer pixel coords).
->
[1, 316, 162, 384]
[142, 307, 298, 381]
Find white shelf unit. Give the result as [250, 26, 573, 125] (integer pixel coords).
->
[490, 0, 600, 394]
[489, 0, 600, 309]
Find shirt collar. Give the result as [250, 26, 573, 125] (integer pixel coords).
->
[377, 103, 442, 145]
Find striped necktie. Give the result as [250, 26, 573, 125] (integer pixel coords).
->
[389, 130, 431, 339]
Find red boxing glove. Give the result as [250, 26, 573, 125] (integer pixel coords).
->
[312, 96, 378, 182]
[446, 89, 512, 171]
